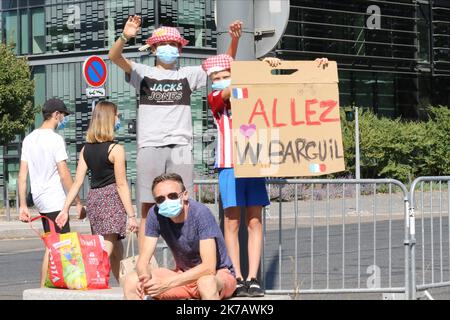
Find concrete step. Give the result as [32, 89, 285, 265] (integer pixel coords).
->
[23, 287, 291, 300]
[23, 287, 123, 300]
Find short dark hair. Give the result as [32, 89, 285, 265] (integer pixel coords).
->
[151, 173, 186, 195]
[42, 111, 54, 120]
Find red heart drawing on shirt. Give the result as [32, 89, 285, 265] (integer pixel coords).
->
[239, 124, 257, 138]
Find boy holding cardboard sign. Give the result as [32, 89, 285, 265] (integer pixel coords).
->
[202, 55, 329, 297]
[202, 54, 271, 297]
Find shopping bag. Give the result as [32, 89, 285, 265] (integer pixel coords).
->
[119, 232, 159, 287]
[30, 215, 110, 290]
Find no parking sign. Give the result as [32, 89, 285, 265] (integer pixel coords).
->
[83, 56, 107, 98]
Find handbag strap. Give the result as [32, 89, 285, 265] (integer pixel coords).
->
[29, 215, 56, 239]
[125, 232, 136, 258]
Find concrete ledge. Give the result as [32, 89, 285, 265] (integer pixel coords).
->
[231, 295, 291, 300]
[23, 287, 291, 300]
[23, 287, 124, 300]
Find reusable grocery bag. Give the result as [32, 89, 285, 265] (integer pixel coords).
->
[30, 215, 110, 290]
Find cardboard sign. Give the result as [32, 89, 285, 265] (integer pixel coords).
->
[230, 60, 345, 178]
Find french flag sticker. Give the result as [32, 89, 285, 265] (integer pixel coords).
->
[232, 87, 249, 99]
[309, 163, 327, 173]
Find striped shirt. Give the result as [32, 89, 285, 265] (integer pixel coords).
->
[208, 90, 233, 168]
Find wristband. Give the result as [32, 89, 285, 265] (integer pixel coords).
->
[120, 33, 129, 43]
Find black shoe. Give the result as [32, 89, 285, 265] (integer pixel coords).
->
[246, 278, 264, 297]
[233, 278, 248, 297]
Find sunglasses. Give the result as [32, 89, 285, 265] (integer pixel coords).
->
[154, 191, 184, 205]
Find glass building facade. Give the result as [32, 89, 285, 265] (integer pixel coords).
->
[1, 0, 449, 203]
[278, 0, 450, 117]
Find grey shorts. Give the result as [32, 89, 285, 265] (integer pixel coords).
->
[136, 144, 194, 204]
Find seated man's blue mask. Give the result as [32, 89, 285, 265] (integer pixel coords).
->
[157, 198, 182, 218]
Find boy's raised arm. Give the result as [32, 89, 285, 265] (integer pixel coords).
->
[226, 20, 242, 59]
[109, 15, 142, 74]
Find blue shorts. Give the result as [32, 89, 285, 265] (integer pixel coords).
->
[218, 168, 270, 209]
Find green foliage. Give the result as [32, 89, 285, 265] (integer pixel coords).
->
[339, 106, 450, 182]
[0, 44, 36, 145]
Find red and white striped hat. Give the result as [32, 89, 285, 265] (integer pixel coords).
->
[202, 54, 234, 76]
[145, 26, 189, 48]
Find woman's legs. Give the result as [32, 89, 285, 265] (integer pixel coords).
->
[103, 234, 123, 281]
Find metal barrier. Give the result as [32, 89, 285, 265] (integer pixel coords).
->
[409, 176, 450, 300]
[193, 178, 411, 298]
[3, 176, 446, 298]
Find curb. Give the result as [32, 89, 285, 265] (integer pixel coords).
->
[23, 287, 292, 300]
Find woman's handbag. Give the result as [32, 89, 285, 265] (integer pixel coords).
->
[119, 232, 159, 287]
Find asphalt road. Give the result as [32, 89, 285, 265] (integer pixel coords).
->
[1, 217, 450, 300]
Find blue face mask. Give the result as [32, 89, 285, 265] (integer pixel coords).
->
[114, 119, 121, 132]
[211, 79, 231, 91]
[57, 116, 69, 130]
[157, 198, 183, 218]
[155, 45, 180, 64]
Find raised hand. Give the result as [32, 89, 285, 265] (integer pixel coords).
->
[315, 57, 329, 68]
[263, 57, 282, 67]
[229, 20, 243, 40]
[123, 15, 142, 39]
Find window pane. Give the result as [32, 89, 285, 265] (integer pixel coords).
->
[2, 11, 19, 54]
[32, 65, 46, 126]
[1, 1, 18, 10]
[20, 10, 29, 54]
[29, 0, 45, 6]
[159, 0, 216, 48]
[32, 8, 45, 54]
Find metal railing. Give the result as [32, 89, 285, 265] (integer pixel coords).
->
[3, 176, 450, 299]
[193, 178, 411, 298]
[409, 176, 450, 300]
[263, 179, 409, 297]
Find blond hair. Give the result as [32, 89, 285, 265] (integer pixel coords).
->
[86, 101, 117, 143]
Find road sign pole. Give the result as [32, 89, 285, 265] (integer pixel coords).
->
[216, 0, 256, 283]
[355, 106, 360, 215]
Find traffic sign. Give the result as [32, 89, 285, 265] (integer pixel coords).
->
[254, 0, 290, 58]
[86, 87, 106, 98]
[83, 56, 107, 87]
